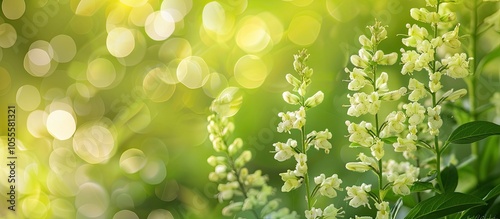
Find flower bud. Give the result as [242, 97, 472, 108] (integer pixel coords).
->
[228, 138, 243, 156]
[305, 91, 324, 108]
[446, 89, 467, 102]
[375, 72, 388, 92]
[359, 35, 373, 49]
[350, 55, 368, 68]
[285, 73, 301, 88]
[222, 202, 243, 216]
[235, 150, 252, 168]
[379, 52, 398, 65]
[410, 8, 426, 22]
[282, 91, 300, 105]
[346, 162, 371, 172]
[372, 50, 384, 63]
[425, 0, 437, 7]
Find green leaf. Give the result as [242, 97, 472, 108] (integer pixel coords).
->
[382, 136, 398, 144]
[479, 136, 499, 181]
[411, 182, 435, 193]
[441, 165, 458, 193]
[390, 198, 403, 219]
[461, 184, 500, 218]
[405, 192, 487, 219]
[447, 121, 500, 144]
[483, 184, 500, 201]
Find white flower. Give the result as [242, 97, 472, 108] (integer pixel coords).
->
[283, 91, 301, 105]
[323, 204, 344, 219]
[381, 111, 406, 137]
[279, 170, 302, 192]
[305, 207, 322, 219]
[402, 24, 429, 47]
[217, 181, 240, 202]
[376, 201, 390, 219]
[427, 105, 443, 136]
[308, 129, 333, 153]
[273, 139, 297, 162]
[425, 0, 437, 7]
[442, 25, 461, 49]
[346, 92, 381, 117]
[277, 107, 306, 133]
[391, 174, 415, 196]
[404, 102, 426, 125]
[428, 71, 443, 93]
[305, 91, 324, 108]
[314, 174, 343, 198]
[293, 153, 308, 176]
[442, 53, 470, 79]
[375, 72, 389, 92]
[401, 49, 420, 74]
[384, 161, 419, 196]
[346, 121, 374, 147]
[351, 48, 372, 68]
[408, 78, 427, 101]
[370, 138, 384, 160]
[222, 202, 243, 216]
[347, 68, 370, 91]
[393, 137, 416, 154]
[345, 183, 372, 208]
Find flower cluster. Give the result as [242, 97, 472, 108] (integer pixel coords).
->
[383, 160, 420, 196]
[207, 88, 297, 218]
[399, 0, 470, 142]
[397, 0, 470, 191]
[273, 49, 343, 219]
[344, 21, 419, 218]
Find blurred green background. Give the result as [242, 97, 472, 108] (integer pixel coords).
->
[0, 0, 499, 218]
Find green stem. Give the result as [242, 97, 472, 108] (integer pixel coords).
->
[467, 0, 480, 184]
[432, 3, 444, 192]
[301, 126, 313, 210]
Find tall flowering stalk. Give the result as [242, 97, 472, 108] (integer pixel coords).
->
[399, 0, 470, 193]
[344, 21, 417, 218]
[207, 88, 297, 218]
[273, 49, 344, 219]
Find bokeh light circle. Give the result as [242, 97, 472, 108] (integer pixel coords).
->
[202, 2, 226, 33]
[288, 12, 322, 46]
[145, 11, 175, 41]
[140, 159, 167, 185]
[236, 16, 272, 53]
[0, 23, 17, 48]
[119, 148, 147, 174]
[143, 67, 176, 102]
[50, 34, 77, 63]
[107, 27, 135, 58]
[46, 110, 76, 140]
[49, 147, 77, 175]
[129, 3, 153, 27]
[87, 58, 116, 88]
[234, 55, 268, 89]
[75, 183, 109, 218]
[2, 0, 25, 20]
[202, 72, 228, 98]
[113, 210, 139, 219]
[16, 85, 41, 111]
[177, 56, 210, 89]
[120, 0, 147, 7]
[161, 0, 193, 22]
[27, 110, 48, 138]
[148, 209, 174, 219]
[73, 121, 116, 164]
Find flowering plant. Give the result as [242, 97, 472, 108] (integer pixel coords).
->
[205, 0, 500, 218]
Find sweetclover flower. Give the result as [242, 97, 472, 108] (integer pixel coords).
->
[273, 49, 342, 218]
[207, 89, 296, 218]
